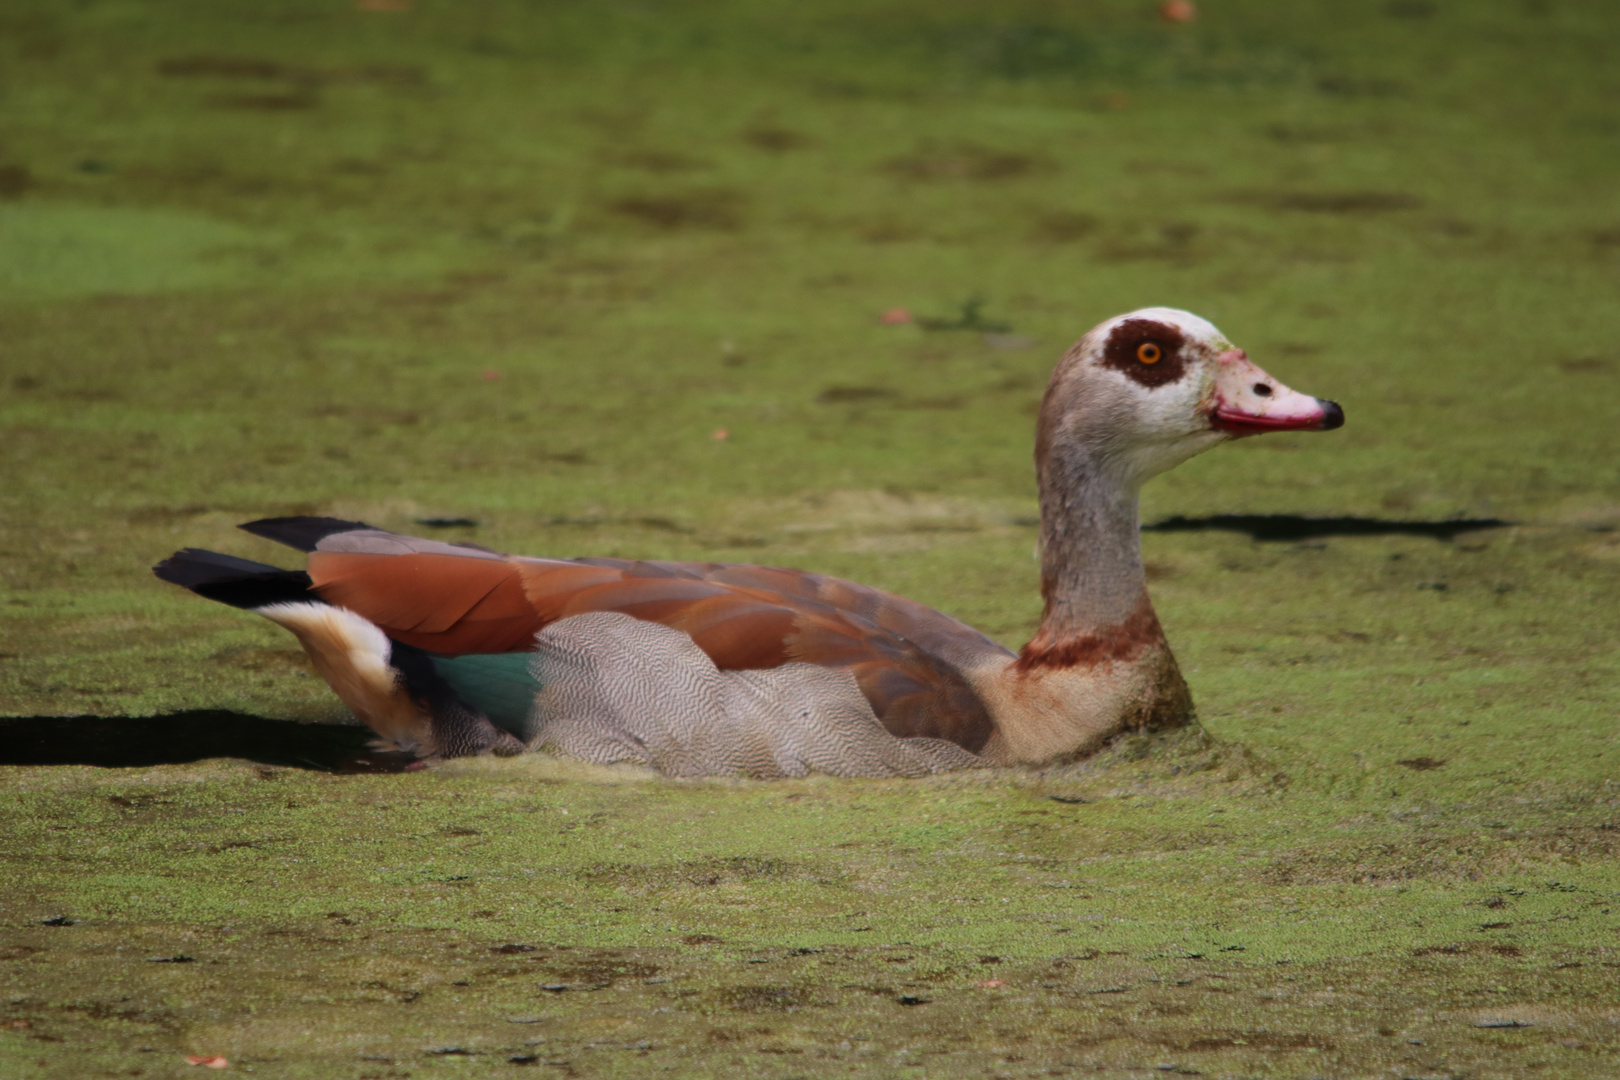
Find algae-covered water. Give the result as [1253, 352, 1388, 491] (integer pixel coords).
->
[2, 1, 1618, 1076]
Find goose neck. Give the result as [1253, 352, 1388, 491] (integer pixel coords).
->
[1028, 456, 1156, 653]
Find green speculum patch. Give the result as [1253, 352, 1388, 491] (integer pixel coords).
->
[2, 0, 1619, 1076]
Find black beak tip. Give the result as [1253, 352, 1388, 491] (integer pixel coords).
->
[1319, 399, 1345, 431]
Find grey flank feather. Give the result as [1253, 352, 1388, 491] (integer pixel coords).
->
[523, 612, 982, 779]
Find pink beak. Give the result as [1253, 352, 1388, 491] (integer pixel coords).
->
[1208, 349, 1344, 437]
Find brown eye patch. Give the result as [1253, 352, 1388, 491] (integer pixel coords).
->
[1101, 318, 1188, 388]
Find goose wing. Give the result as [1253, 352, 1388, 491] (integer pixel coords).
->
[244, 517, 1006, 752]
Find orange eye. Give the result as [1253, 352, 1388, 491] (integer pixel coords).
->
[1136, 342, 1162, 364]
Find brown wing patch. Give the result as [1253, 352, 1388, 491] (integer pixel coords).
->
[707, 561, 1011, 666]
[791, 608, 995, 753]
[310, 552, 548, 654]
[558, 577, 732, 623]
[848, 659, 991, 750]
[309, 552, 517, 632]
[513, 561, 628, 620]
[381, 616, 546, 655]
[669, 597, 797, 670]
[1100, 318, 1189, 389]
[706, 563, 826, 600]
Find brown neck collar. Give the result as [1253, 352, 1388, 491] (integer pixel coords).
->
[1016, 592, 1167, 672]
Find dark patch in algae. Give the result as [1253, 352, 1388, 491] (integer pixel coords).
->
[1145, 514, 1512, 542]
[0, 712, 407, 771]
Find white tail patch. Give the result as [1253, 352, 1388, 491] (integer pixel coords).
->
[255, 602, 430, 753]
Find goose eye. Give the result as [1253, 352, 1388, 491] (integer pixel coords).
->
[1136, 342, 1162, 364]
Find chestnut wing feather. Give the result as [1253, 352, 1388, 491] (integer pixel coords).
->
[305, 543, 1000, 751]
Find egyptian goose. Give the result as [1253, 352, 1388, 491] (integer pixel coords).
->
[155, 308, 1342, 776]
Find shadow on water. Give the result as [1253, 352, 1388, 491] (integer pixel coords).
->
[0, 712, 418, 772]
[1143, 514, 1512, 542]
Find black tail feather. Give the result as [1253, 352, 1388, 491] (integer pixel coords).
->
[153, 548, 316, 609]
[239, 516, 375, 553]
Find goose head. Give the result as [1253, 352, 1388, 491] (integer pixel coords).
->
[1038, 306, 1344, 491]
